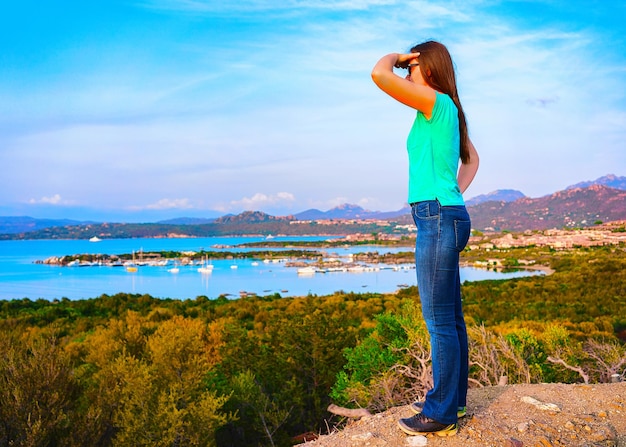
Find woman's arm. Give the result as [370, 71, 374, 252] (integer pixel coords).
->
[458, 140, 479, 194]
[371, 53, 436, 115]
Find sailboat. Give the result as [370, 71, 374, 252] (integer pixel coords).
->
[125, 251, 138, 272]
[168, 260, 180, 274]
[197, 255, 214, 274]
[297, 266, 316, 275]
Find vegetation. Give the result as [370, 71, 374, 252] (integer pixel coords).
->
[0, 220, 407, 240]
[1, 245, 625, 446]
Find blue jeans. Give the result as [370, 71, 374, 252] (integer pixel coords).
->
[411, 200, 471, 424]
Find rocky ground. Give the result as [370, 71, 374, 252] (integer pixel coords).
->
[303, 382, 626, 447]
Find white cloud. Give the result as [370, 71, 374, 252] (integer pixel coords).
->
[27, 194, 73, 205]
[137, 198, 195, 210]
[325, 196, 350, 209]
[229, 192, 296, 211]
[143, 0, 397, 14]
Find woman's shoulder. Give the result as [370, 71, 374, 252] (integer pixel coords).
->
[434, 91, 454, 105]
[433, 92, 457, 118]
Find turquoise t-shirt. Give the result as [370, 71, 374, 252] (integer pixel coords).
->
[406, 91, 464, 206]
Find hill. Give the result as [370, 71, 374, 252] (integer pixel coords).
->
[156, 217, 216, 225]
[2, 185, 626, 239]
[2, 175, 626, 237]
[214, 210, 295, 223]
[465, 189, 526, 206]
[468, 185, 626, 231]
[567, 174, 626, 191]
[295, 204, 409, 221]
[0, 216, 88, 234]
[305, 382, 626, 447]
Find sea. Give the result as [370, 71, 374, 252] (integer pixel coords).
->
[0, 236, 542, 301]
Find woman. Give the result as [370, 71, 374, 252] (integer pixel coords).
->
[371, 40, 479, 437]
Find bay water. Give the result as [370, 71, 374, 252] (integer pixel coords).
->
[0, 236, 540, 301]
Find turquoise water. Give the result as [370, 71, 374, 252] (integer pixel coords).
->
[0, 236, 541, 301]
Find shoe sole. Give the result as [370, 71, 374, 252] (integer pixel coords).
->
[410, 403, 467, 418]
[398, 420, 458, 437]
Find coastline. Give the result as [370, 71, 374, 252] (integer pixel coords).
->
[459, 261, 555, 276]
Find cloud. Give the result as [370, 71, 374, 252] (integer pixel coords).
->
[2, 0, 624, 218]
[143, 0, 397, 14]
[131, 198, 195, 210]
[228, 192, 296, 211]
[27, 194, 73, 205]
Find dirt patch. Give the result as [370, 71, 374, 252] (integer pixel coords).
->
[304, 382, 626, 446]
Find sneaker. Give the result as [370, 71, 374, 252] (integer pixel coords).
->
[410, 401, 467, 418]
[398, 413, 458, 436]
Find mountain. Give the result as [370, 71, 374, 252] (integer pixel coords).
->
[2, 174, 625, 236]
[468, 185, 626, 231]
[0, 216, 90, 234]
[214, 211, 294, 224]
[295, 204, 409, 221]
[465, 189, 526, 206]
[566, 174, 626, 191]
[156, 217, 217, 225]
[0, 203, 223, 223]
[464, 175, 626, 208]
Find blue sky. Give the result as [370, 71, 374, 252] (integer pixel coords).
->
[1, 0, 625, 221]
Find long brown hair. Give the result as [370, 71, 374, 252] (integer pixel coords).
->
[410, 41, 470, 164]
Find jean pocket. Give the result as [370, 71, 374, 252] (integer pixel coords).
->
[412, 201, 439, 220]
[454, 219, 471, 251]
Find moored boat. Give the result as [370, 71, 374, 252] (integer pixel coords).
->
[197, 255, 214, 274]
